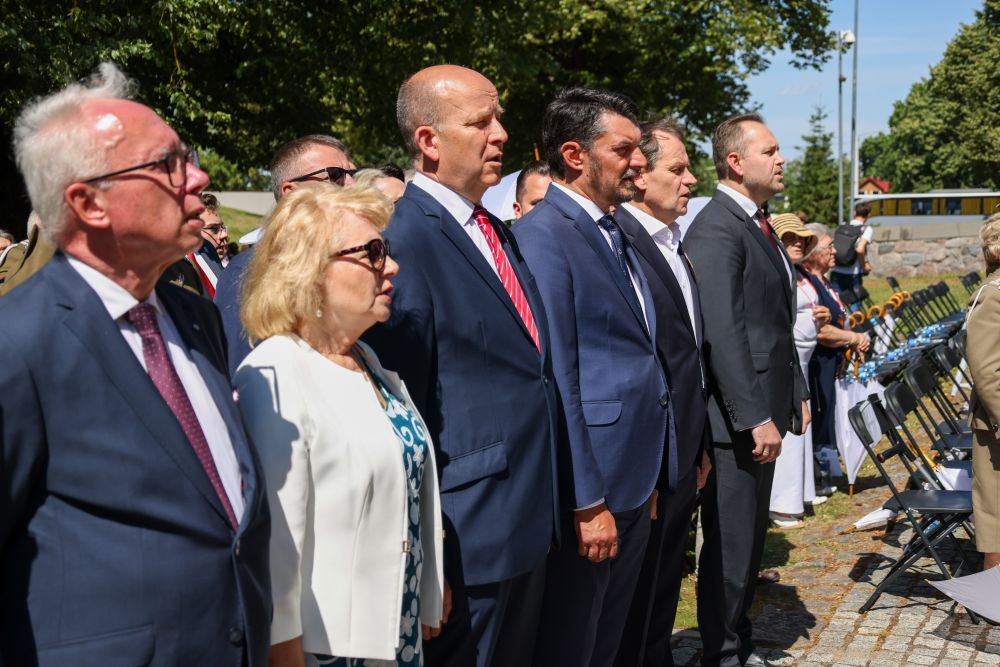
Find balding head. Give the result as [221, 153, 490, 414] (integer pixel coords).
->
[396, 65, 507, 202]
[13, 62, 134, 242]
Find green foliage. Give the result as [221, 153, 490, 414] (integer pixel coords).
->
[198, 150, 269, 191]
[689, 152, 719, 198]
[0, 0, 833, 180]
[782, 106, 840, 223]
[859, 0, 1000, 191]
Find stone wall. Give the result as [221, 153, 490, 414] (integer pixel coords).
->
[868, 237, 983, 277]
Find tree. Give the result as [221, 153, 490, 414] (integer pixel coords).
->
[0, 1, 834, 237]
[783, 106, 839, 223]
[859, 0, 1000, 192]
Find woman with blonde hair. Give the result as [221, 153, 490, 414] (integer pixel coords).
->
[235, 183, 446, 666]
[966, 212, 1000, 572]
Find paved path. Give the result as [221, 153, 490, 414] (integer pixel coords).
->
[667, 464, 996, 666]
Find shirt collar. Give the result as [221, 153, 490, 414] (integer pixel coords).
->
[66, 254, 162, 321]
[552, 182, 607, 222]
[622, 203, 681, 248]
[411, 172, 477, 226]
[716, 183, 761, 219]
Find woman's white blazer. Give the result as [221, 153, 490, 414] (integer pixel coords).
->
[235, 335, 444, 660]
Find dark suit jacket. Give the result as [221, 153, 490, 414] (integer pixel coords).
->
[0, 253, 271, 667]
[214, 247, 255, 377]
[683, 190, 807, 444]
[616, 206, 709, 475]
[513, 186, 675, 511]
[363, 183, 560, 587]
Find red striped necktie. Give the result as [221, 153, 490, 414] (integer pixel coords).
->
[472, 206, 540, 351]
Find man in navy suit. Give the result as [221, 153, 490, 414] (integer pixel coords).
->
[512, 88, 675, 667]
[612, 117, 711, 667]
[684, 113, 810, 667]
[214, 134, 355, 376]
[0, 63, 270, 666]
[363, 65, 560, 667]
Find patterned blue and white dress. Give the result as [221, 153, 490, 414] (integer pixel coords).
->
[314, 365, 428, 667]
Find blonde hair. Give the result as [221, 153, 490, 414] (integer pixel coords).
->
[981, 212, 1000, 274]
[241, 183, 393, 344]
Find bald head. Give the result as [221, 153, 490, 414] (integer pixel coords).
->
[397, 65, 498, 161]
[396, 65, 507, 202]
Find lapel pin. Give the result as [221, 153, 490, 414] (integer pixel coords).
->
[193, 323, 201, 331]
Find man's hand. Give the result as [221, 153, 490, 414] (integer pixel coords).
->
[751, 420, 782, 463]
[696, 449, 712, 491]
[422, 578, 453, 640]
[649, 489, 659, 521]
[801, 400, 812, 432]
[575, 503, 618, 563]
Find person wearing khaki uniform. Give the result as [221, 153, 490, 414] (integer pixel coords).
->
[966, 212, 1000, 571]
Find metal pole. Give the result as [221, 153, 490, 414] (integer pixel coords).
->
[849, 0, 860, 216]
[838, 34, 845, 225]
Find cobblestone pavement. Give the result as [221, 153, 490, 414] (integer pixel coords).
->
[668, 470, 996, 666]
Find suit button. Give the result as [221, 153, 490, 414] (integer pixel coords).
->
[789, 361, 794, 367]
[542, 375, 549, 385]
[659, 393, 669, 407]
[228, 626, 244, 645]
[235, 539, 241, 557]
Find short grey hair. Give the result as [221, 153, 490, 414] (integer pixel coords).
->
[804, 222, 832, 260]
[13, 62, 135, 243]
[268, 134, 350, 201]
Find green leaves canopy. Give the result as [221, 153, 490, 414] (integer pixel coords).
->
[1, 0, 832, 185]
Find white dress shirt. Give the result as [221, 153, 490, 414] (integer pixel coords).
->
[411, 172, 500, 277]
[716, 183, 793, 286]
[622, 203, 698, 337]
[67, 255, 244, 520]
[552, 183, 649, 327]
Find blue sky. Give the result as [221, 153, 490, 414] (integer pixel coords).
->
[747, 0, 983, 159]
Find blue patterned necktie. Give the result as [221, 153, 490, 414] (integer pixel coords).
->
[597, 214, 631, 280]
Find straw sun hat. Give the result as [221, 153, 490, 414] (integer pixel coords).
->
[769, 213, 817, 256]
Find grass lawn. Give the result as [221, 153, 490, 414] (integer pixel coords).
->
[219, 206, 262, 243]
[865, 273, 966, 306]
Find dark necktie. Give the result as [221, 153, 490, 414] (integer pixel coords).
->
[597, 214, 632, 281]
[755, 209, 780, 253]
[126, 303, 239, 529]
[473, 206, 540, 350]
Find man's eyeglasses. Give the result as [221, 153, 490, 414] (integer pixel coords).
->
[290, 166, 357, 186]
[203, 224, 228, 235]
[330, 238, 390, 272]
[83, 146, 197, 188]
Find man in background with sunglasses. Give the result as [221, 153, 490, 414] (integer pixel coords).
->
[214, 134, 356, 376]
[0, 63, 271, 666]
[364, 64, 560, 667]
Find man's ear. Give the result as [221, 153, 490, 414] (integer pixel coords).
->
[414, 126, 440, 164]
[512, 200, 523, 219]
[633, 170, 649, 194]
[64, 183, 111, 231]
[726, 151, 744, 180]
[559, 141, 585, 175]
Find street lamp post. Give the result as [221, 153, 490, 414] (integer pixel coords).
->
[838, 29, 855, 226]
[849, 0, 860, 218]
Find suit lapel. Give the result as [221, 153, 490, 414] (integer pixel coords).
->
[617, 208, 697, 343]
[677, 244, 704, 346]
[713, 192, 794, 311]
[48, 256, 234, 529]
[407, 186, 538, 349]
[547, 188, 648, 334]
[158, 286, 258, 531]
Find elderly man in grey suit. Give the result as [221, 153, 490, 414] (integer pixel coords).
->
[683, 113, 809, 667]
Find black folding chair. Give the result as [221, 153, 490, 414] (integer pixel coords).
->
[883, 380, 971, 462]
[930, 344, 973, 408]
[887, 276, 902, 291]
[903, 360, 972, 438]
[848, 397, 978, 619]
